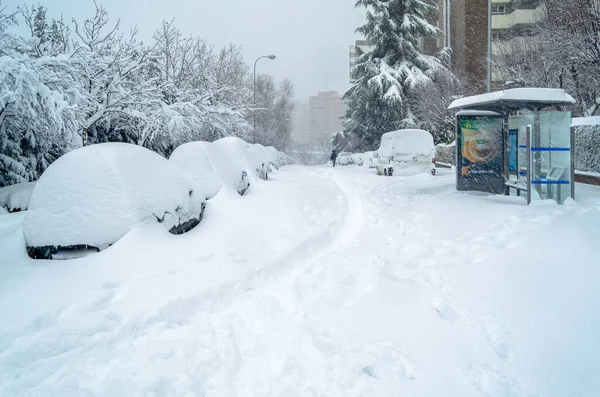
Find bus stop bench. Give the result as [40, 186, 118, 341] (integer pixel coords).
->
[505, 180, 528, 196]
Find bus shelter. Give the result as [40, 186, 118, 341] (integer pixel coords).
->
[448, 88, 576, 204]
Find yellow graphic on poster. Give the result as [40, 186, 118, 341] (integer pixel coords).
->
[459, 117, 502, 177]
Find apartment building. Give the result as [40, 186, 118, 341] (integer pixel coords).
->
[491, 0, 543, 87]
[309, 91, 345, 142]
[427, 0, 542, 91]
[349, 40, 375, 84]
[291, 102, 310, 145]
[348, 1, 543, 94]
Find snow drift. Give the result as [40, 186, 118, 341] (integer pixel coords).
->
[23, 143, 205, 254]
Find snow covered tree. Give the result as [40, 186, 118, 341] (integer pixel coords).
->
[542, 0, 600, 116]
[343, 0, 450, 151]
[72, 2, 160, 146]
[144, 20, 251, 151]
[0, 1, 284, 184]
[253, 74, 294, 150]
[0, 54, 81, 186]
[0, 4, 80, 187]
[412, 67, 462, 144]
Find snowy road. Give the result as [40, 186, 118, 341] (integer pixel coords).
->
[1, 165, 600, 396]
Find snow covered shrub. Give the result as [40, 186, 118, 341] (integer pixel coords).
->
[575, 125, 600, 173]
[435, 143, 456, 166]
[0, 181, 36, 212]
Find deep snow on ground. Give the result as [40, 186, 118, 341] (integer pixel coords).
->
[1, 165, 600, 396]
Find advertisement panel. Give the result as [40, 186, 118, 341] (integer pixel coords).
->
[508, 129, 518, 172]
[456, 114, 505, 193]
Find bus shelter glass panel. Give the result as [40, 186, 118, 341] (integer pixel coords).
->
[530, 111, 572, 204]
[508, 112, 535, 185]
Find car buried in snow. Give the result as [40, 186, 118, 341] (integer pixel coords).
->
[170, 141, 223, 200]
[336, 152, 354, 166]
[205, 137, 252, 196]
[23, 143, 206, 260]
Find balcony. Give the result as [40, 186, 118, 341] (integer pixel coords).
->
[492, 7, 542, 30]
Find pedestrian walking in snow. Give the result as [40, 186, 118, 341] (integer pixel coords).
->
[330, 150, 338, 167]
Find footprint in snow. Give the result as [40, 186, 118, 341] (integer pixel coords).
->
[469, 362, 520, 397]
[484, 325, 511, 360]
[431, 296, 459, 322]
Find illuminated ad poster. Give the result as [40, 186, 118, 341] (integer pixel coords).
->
[456, 115, 505, 193]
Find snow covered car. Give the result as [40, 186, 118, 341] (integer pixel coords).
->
[169, 142, 223, 200]
[0, 181, 36, 212]
[364, 151, 378, 168]
[207, 137, 251, 195]
[375, 129, 436, 176]
[337, 152, 353, 166]
[23, 143, 206, 260]
[245, 143, 270, 180]
[264, 146, 281, 169]
[350, 153, 365, 166]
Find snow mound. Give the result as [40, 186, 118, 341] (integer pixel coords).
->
[170, 142, 222, 200]
[0, 182, 36, 212]
[23, 143, 205, 250]
[204, 137, 251, 195]
[0, 206, 7, 215]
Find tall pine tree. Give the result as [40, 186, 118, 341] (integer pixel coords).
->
[343, 0, 450, 151]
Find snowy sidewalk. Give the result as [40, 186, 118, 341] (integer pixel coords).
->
[1, 165, 600, 396]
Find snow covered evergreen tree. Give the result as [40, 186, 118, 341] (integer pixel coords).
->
[343, 0, 450, 151]
[0, 4, 79, 187]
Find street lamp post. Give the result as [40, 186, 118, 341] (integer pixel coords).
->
[253, 54, 276, 144]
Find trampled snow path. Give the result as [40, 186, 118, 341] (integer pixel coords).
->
[1, 166, 600, 396]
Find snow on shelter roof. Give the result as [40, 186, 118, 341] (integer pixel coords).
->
[448, 88, 576, 111]
[455, 110, 502, 117]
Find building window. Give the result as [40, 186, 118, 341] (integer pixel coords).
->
[491, 4, 506, 15]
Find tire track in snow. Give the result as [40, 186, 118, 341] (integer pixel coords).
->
[324, 169, 366, 249]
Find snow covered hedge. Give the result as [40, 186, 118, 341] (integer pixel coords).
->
[435, 142, 456, 166]
[574, 126, 600, 173]
[23, 143, 205, 252]
[0, 182, 36, 212]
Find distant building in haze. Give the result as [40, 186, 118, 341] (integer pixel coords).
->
[309, 91, 345, 143]
[291, 102, 310, 145]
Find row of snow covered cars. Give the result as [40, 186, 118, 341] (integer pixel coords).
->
[0, 137, 292, 260]
[333, 129, 438, 176]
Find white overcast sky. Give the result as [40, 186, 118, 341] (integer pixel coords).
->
[6, 0, 366, 100]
